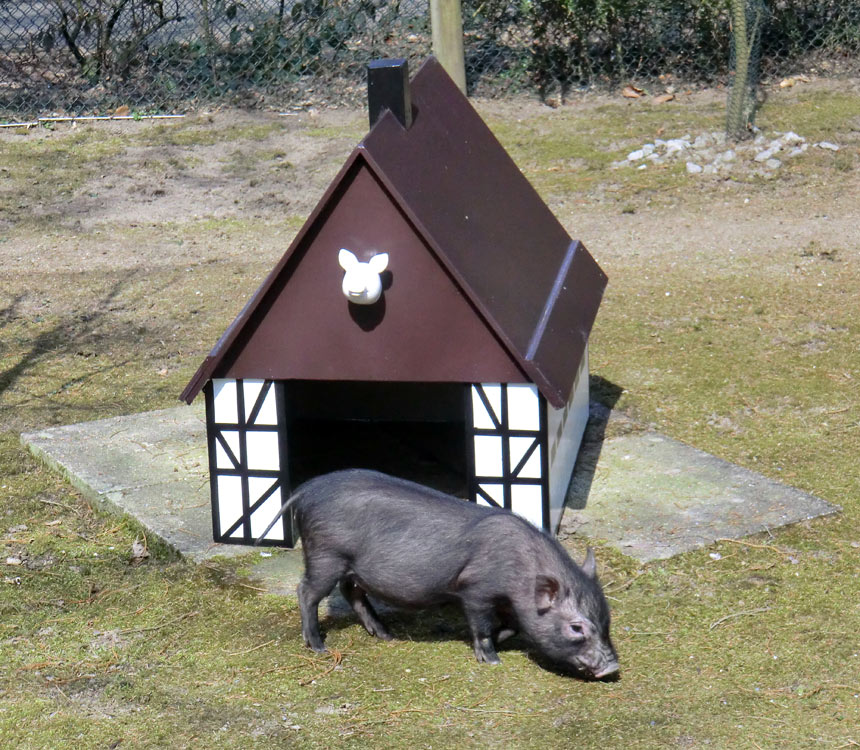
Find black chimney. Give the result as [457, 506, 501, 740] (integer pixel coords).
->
[367, 58, 412, 129]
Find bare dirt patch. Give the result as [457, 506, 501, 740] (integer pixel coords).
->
[0, 81, 857, 434]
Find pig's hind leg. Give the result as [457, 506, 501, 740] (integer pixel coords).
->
[298, 553, 348, 652]
[339, 576, 393, 641]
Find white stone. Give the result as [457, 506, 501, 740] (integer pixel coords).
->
[720, 149, 737, 162]
[765, 158, 782, 169]
[666, 139, 689, 155]
[686, 162, 703, 174]
[754, 148, 775, 162]
[815, 141, 840, 151]
[627, 149, 646, 161]
[641, 143, 655, 156]
[782, 131, 805, 144]
[703, 164, 717, 175]
[694, 134, 711, 149]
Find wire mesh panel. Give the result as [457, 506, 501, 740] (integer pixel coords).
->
[0, 0, 432, 118]
[2, 1, 858, 118]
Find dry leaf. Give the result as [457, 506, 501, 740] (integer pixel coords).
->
[114, 105, 131, 117]
[622, 85, 643, 99]
[781, 74, 811, 88]
[130, 538, 150, 565]
[653, 93, 675, 104]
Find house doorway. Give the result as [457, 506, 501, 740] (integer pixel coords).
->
[284, 380, 469, 497]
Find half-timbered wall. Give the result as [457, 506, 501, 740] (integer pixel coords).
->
[205, 378, 294, 546]
[468, 382, 549, 529]
[468, 347, 591, 534]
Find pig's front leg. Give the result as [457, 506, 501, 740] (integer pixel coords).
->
[463, 601, 501, 665]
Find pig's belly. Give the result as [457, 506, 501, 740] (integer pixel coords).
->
[348, 559, 463, 610]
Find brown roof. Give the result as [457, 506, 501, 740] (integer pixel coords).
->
[180, 57, 606, 409]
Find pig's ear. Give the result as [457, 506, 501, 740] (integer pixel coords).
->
[582, 547, 597, 579]
[338, 248, 358, 271]
[535, 575, 560, 614]
[368, 252, 389, 273]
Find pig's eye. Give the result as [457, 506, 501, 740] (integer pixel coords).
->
[568, 622, 586, 641]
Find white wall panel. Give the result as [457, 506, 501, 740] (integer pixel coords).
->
[216, 475, 243, 538]
[213, 379, 238, 423]
[474, 434, 503, 477]
[510, 484, 544, 528]
[245, 431, 280, 471]
[215, 430, 241, 469]
[507, 384, 540, 430]
[248, 477, 284, 541]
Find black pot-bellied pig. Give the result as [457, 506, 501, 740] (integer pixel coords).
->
[257, 469, 619, 679]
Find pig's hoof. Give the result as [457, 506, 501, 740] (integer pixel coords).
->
[474, 639, 501, 664]
[305, 639, 327, 653]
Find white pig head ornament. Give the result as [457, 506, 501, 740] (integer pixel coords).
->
[338, 248, 389, 305]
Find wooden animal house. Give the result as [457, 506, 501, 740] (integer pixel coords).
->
[180, 57, 607, 548]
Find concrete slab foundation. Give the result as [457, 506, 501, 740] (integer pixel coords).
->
[22, 403, 838, 586]
[560, 406, 839, 561]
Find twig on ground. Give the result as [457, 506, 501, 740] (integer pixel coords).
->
[452, 705, 542, 717]
[715, 538, 791, 556]
[227, 639, 276, 657]
[709, 607, 771, 630]
[604, 571, 645, 593]
[119, 610, 199, 635]
[298, 648, 343, 686]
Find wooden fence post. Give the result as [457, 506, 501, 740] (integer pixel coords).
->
[430, 0, 467, 94]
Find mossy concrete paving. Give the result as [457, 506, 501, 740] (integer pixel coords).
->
[21, 403, 838, 586]
[559, 405, 839, 560]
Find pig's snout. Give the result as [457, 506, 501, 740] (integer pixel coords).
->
[591, 659, 620, 680]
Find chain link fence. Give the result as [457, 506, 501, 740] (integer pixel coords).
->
[1, 1, 858, 119]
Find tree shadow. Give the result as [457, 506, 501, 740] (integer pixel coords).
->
[0, 268, 185, 429]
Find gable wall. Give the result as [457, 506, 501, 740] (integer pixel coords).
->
[216, 160, 525, 385]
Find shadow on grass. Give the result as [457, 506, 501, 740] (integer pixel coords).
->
[318, 598, 613, 681]
[0, 277, 131, 400]
[0, 267, 192, 430]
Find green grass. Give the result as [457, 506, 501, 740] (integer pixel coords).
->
[0, 129, 127, 230]
[1, 84, 859, 747]
[133, 120, 290, 148]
